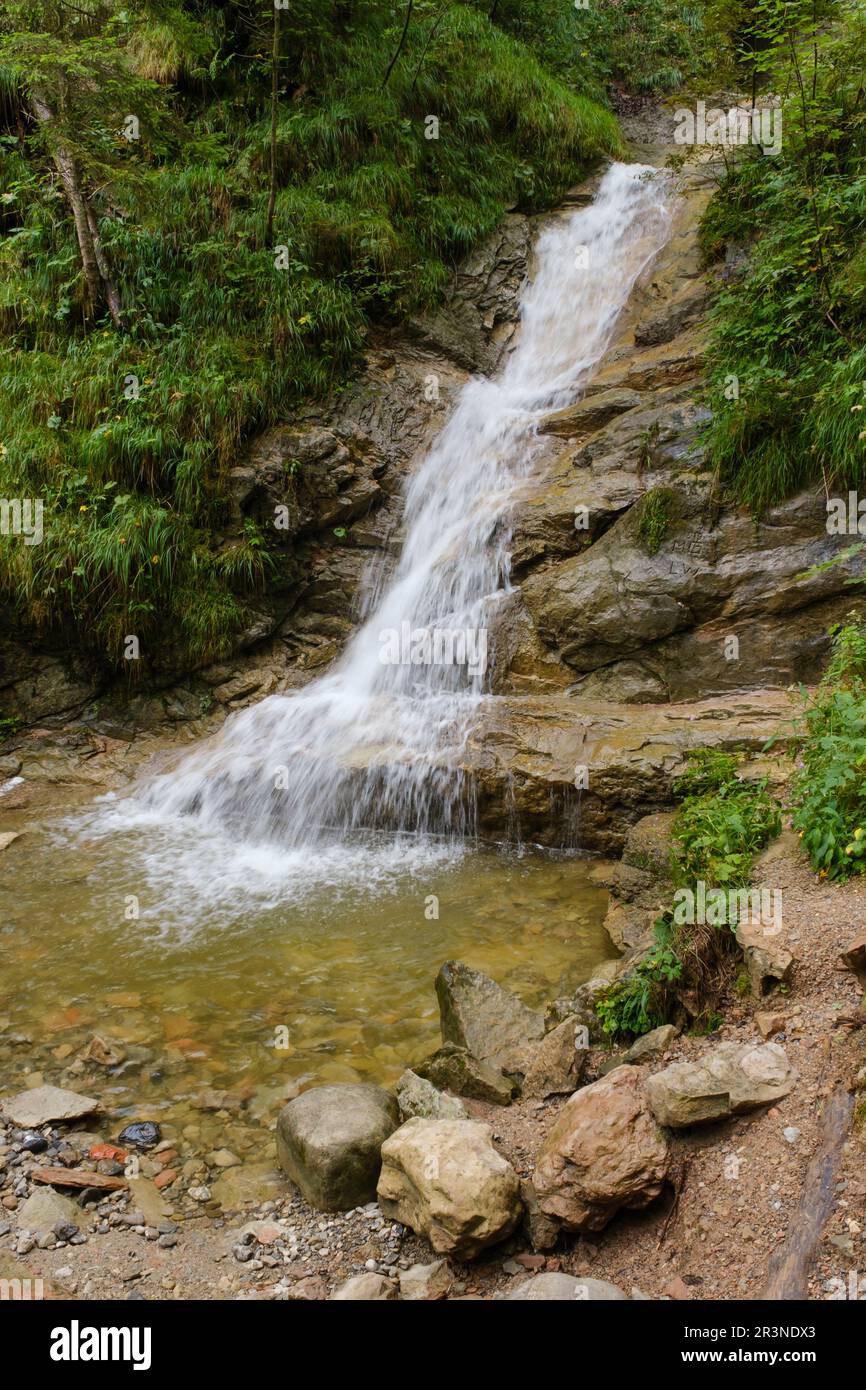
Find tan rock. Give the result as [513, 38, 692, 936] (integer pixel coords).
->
[330, 1273, 398, 1301]
[399, 1259, 453, 1301]
[645, 1042, 797, 1129]
[0, 1084, 100, 1128]
[735, 920, 794, 997]
[841, 929, 866, 986]
[377, 1118, 521, 1260]
[522, 1018, 589, 1099]
[531, 1066, 669, 1233]
[754, 1011, 787, 1040]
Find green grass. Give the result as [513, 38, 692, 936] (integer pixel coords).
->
[700, 2, 866, 513]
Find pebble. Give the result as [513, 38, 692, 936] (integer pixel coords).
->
[782, 1126, 801, 1144]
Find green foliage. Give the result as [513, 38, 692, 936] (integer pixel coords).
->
[595, 916, 684, 1040]
[789, 614, 866, 879]
[701, 0, 866, 512]
[0, 0, 621, 669]
[636, 485, 678, 555]
[672, 754, 781, 886]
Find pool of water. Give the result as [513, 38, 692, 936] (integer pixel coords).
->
[0, 813, 613, 1161]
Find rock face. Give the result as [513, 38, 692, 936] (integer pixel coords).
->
[435, 961, 545, 1077]
[531, 1066, 669, 1233]
[504, 1273, 628, 1301]
[276, 1084, 399, 1211]
[645, 1042, 797, 1129]
[377, 1118, 521, 1259]
[395, 1070, 468, 1121]
[0, 1085, 100, 1128]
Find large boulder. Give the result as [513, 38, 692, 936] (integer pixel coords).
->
[504, 1273, 628, 1301]
[377, 1118, 521, 1260]
[531, 1066, 669, 1233]
[645, 1042, 797, 1129]
[414, 1043, 515, 1105]
[276, 1084, 399, 1212]
[435, 961, 545, 1077]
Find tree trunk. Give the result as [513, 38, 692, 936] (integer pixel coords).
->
[29, 92, 122, 326]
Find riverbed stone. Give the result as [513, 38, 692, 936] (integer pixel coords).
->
[377, 1118, 521, 1259]
[532, 1066, 669, 1233]
[645, 1042, 797, 1128]
[16, 1187, 80, 1236]
[399, 1258, 453, 1300]
[276, 1083, 399, 1211]
[414, 1043, 515, 1105]
[504, 1273, 629, 1301]
[435, 960, 545, 1076]
[395, 1069, 468, 1121]
[330, 1272, 398, 1301]
[0, 1085, 100, 1128]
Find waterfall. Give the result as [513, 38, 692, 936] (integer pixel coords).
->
[100, 163, 672, 903]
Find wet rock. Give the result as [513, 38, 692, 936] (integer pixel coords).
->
[414, 1044, 515, 1105]
[1, 1085, 100, 1128]
[539, 387, 645, 439]
[276, 1083, 399, 1212]
[735, 921, 794, 997]
[18, 1131, 48, 1154]
[17, 1187, 81, 1236]
[504, 1273, 628, 1301]
[645, 1042, 797, 1129]
[395, 1070, 467, 1122]
[378, 1118, 521, 1260]
[211, 1162, 285, 1211]
[532, 1066, 669, 1234]
[117, 1121, 161, 1150]
[80, 1035, 126, 1069]
[126, 1177, 172, 1226]
[521, 1018, 589, 1099]
[399, 1258, 453, 1301]
[330, 1272, 398, 1301]
[435, 960, 545, 1076]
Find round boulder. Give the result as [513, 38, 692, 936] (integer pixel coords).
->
[276, 1083, 399, 1212]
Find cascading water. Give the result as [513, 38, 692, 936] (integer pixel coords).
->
[98, 163, 673, 906]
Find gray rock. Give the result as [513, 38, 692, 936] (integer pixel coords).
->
[414, 1044, 514, 1105]
[276, 1083, 399, 1212]
[395, 1070, 467, 1122]
[624, 1024, 680, 1062]
[435, 960, 545, 1076]
[17, 1187, 81, 1236]
[645, 1042, 797, 1129]
[505, 1273, 628, 1301]
[0, 1085, 100, 1127]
